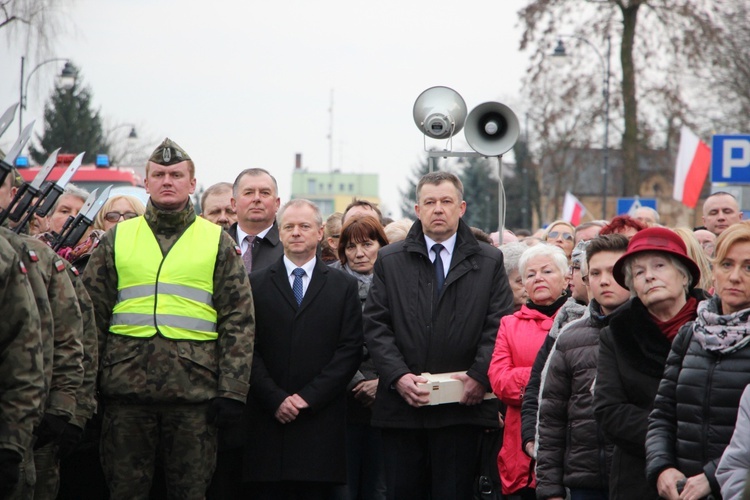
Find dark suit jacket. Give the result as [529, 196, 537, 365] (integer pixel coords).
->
[243, 257, 363, 483]
[228, 221, 283, 273]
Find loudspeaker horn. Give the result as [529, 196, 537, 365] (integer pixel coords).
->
[464, 102, 520, 156]
[413, 86, 467, 139]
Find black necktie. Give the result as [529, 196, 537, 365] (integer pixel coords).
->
[432, 243, 445, 295]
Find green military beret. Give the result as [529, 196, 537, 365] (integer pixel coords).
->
[148, 138, 191, 166]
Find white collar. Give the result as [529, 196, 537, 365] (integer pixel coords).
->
[424, 232, 457, 256]
[283, 255, 317, 277]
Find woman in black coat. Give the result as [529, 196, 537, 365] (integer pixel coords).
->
[594, 227, 704, 500]
[646, 224, 750, 500]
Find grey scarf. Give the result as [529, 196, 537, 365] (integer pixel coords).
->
[692, 297, 750, 354]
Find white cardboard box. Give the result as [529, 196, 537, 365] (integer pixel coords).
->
[417, 372, 498, 406]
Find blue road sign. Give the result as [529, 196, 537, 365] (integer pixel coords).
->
[617, 197, 657, 216]
[712, 135, 750, 183]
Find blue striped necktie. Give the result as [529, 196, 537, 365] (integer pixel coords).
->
[292, 268, 305, 305]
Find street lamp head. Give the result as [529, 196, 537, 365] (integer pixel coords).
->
[552, 39, 567, 58]
[58, 61, 77, 89]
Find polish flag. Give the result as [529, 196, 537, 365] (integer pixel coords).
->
[562, 191, 586, 226]
[673, 126, 711, 209]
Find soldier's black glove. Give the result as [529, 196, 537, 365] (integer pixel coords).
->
[56, 423, 84, 458]
[33, 413, 69, 449]
[207, 398, 245, 428]
[0, 449, 22, 497]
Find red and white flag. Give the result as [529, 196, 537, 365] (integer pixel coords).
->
[673, 126, 711, 209]
[562, 191, 586, 226]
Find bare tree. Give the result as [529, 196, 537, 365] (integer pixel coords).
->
[1, 0, 74, 57]
[518, 0, 730, 196]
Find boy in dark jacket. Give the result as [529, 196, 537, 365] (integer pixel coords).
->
[536, 235, 631, 500]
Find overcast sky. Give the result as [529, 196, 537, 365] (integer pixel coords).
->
[0, 0, 531, 218]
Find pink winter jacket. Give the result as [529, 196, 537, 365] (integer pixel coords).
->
[488, 305, 557, 495]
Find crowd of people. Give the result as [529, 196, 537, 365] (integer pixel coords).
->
[2, 137, 750, 500]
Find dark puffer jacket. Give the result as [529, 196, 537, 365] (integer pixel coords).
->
[536, 300, 615, 499]
[646, 296, 750, 498]
[520, 297, 587, 453]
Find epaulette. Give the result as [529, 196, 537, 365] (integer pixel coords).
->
[54, 260, 66, 273]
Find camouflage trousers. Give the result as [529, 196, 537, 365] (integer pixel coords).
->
[100, 402, 218, 500]
[6, 447, 34, 500]
[6, 440, 59, 500]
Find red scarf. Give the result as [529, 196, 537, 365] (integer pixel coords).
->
[650, 296, 699, 341]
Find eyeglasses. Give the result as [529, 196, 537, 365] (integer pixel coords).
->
[548, 231, 574, 241]
[104, 211, 139, 223]
[569, 264, 581, 274]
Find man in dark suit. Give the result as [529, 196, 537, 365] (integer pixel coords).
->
[243, 199, 362, 499]
[229, 168, 284, 273]
[209, 167, 285, 499]
[364, 171, 514, 499]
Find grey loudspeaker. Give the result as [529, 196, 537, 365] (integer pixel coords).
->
[464, 102, 520, 156]
[413, 86, 467, 139]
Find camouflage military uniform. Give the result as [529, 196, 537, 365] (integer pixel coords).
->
[0, 227, 86, 499]
[83, 199, 255, 499]
[0, 234, 45, 498]
[26, 237, 98, 500]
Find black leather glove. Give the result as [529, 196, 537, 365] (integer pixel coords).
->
[56, 423, 84, 458]
[0, 449, 22, 498]
[207, 398, 245, 428]
[33, 413, 69, 449]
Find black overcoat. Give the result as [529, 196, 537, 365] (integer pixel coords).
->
[363, 219, 513, 429]
[593, 290, 704, 500]
[242, 257, 363, 483]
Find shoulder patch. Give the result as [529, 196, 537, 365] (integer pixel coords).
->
[234, 245, 242, 256]
[19, 261, 27, 274]
[93, 240, 100, 249]
[54, 260, 66, 273]
[69, 266, 79, 276]
[27, 249, 39, 262]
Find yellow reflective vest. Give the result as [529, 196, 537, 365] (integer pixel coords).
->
[110, 216, 221, 341]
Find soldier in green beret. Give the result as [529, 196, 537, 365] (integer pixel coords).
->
[84, 138, 255, 498]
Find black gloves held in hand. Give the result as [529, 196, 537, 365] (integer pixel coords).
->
[207, 397, 245, 428]
[33, 413, 69, 449]
[56, 423, 84, 458]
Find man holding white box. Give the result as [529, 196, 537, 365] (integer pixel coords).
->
[364, 172, 513, 500]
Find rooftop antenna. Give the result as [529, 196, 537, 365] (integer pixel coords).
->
[328, 88, 334, 172]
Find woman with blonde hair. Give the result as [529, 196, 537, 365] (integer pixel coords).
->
[543, 220, 576, 260]
[93, 195, 145, 231]
[673, 226, 713, 293]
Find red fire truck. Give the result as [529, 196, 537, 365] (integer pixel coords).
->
[16, 153, 144, 194]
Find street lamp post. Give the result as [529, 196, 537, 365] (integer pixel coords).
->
[19, 57, 76, 135]
[553, 35, 611, 219]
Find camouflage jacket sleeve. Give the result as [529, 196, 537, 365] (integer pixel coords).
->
[39, 250, 85, 420]
[0, 238, 45, 455]
[81, 232, 118, 365]
[67, 265, 99, 423]
[212, 232, 255, 402]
